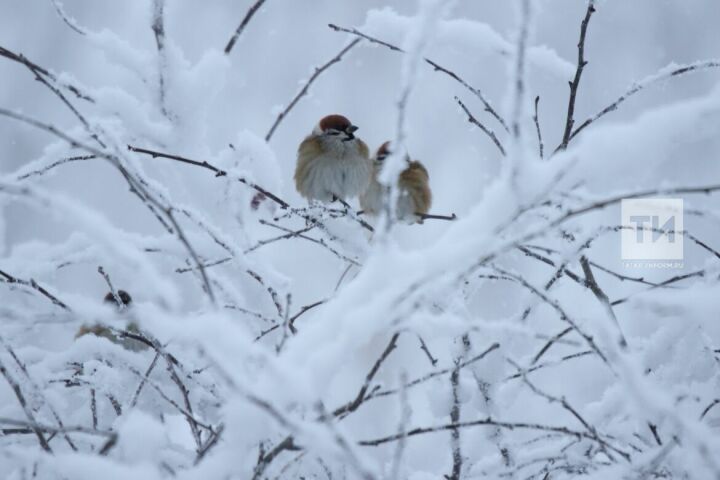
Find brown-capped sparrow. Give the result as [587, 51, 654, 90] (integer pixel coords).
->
[76, 290, 146, 351]
[359, 141, 432, 224]
[294, 114, 371, 202]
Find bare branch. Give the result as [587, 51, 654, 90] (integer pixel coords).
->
[49, 0, 86, 35]
[570, 59, 720, 142]
[533, 96, 544, 159]
[265, 38, 361, 142]
[224, 0, 268, 55]
[0, 359, 52, 452]
[17, 154, 95, 181]
[511, 0, 531, 140]
[359, 417, 592, 447]
[579, 256, 627, 348]
[558, 0, 596, 152]
[329, 23, 508, 133]
[127, 145, 290, 209]
[455, 97, 506, 156]
[333, 333, 400, 418]
[151, 0, 171, 118]
[0, 268, 70, 310]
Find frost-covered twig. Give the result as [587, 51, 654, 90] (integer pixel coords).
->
[508, 358, 630, 462]
[533, 96, 544, 159]
[49, 0, 86, 35]
[151, 0, 171, 118]
[333, 333, 400, 418]
[195, 424, 224, 465]
[276, 294, 293, 349]
[129, 352, 161, 409]
[224, 0, 268, 55]
[0, 359, 52, 452]
[0, 110, 216, 303]
[369, 342, 500, 401]
[329, 23, 509, 133]
[1, 338, 79, 451]
[531, 327, 573, 365]
[447, 335, 470, 480]
[510, 0, 531, 141]
[16, 154, 95, 181]
[492, 266, 609, 366]
[97, 265, 126, 311]
[417, 335, 438, 366]
[0, 268, 70, 310]
[579, 256, 627, 348]
[0, 45, 93, 102]
[265, 38, 362, 142]
[287, 298, 327, 332]
[259, 220, 362, 266]
[389, 372, 410, 480]
[455, 96, 506, 156]
[558, 0, 596, 152]
[610, 269, 706, 306]
[505, 351, 594, 381]
[570, 59, 720, 143]
[127, 145, 290, 209]
[0, 417, 115, 439]
[358, 417, 594, 447]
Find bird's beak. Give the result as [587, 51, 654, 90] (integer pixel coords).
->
[343, 125, 358, 141]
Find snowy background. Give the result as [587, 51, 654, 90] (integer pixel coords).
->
[1, 0, 720, 478]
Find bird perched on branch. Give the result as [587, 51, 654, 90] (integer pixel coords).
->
[294, 114, 371, 203]
[360, 141, 432, 224]
[76, 290, 146, 351]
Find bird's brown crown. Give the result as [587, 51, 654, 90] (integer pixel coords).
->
[376, 141, 392, 160]
[319, 114, 352, 132]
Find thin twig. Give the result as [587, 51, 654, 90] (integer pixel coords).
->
[359, 417, 592, 447]
[510, 0, 531, 140]
[49, 0, 86, 35]
[329, 23, 508, 133]
[151, 0, 171, 118]
[570, 59, 720, 143]
[0, 359, 52, 452]
[265, 38, 361, 141]
[455, 97, 506, 156]
[224, 0, 268, 54]
[533, 96, 544, 159]
[558, 0, 596, 152]
[0, 268, 70, 310]
[418, 212, 457, 221]
[333, 333, 400, 418]
[579, 256, 627, 348]
[417, 335, 438, 367]
[17, 155, 95, 181]
[128, 144, 290, 209]
[288, 299, 327, 332]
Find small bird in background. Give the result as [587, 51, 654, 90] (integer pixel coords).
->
[294, 114, 371, 203]
[360, 141, 432, 224]
[76, 290, 146, 351]
[104, 290, 132, 309]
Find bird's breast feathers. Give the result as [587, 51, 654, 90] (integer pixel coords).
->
[295, 136, 371, 200]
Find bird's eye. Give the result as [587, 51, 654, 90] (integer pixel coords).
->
[326, 129, 340, 136]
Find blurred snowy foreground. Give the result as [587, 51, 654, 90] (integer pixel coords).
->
[1, 1, 720, 478]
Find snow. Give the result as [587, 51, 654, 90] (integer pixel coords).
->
[1, 0, 720, 478]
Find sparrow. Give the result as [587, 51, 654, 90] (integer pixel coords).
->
[76, 290, 146, 351]
[359, 141, 432, 223]
[294, 114, 371, 203]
